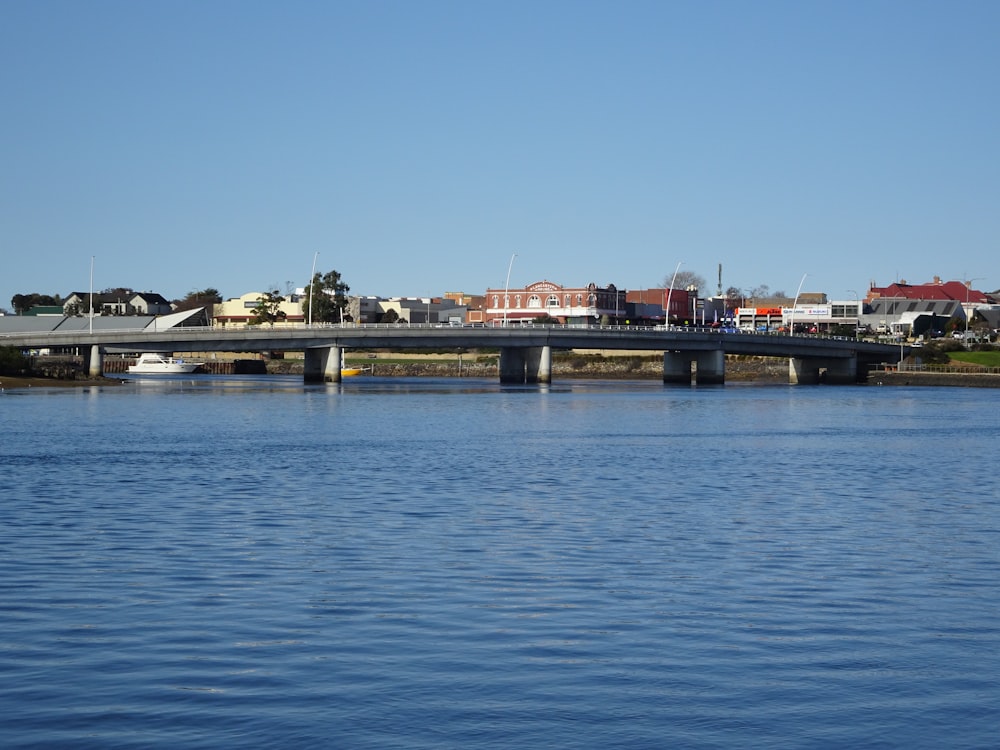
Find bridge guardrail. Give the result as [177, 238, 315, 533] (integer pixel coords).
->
[0, 320, 873, 343]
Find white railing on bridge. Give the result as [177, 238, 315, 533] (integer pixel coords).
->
[1, 320, 868, 342]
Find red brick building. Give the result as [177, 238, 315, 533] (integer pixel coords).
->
[484, 280, 626, 325]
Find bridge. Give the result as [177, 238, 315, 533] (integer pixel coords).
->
[1, 323, 906, 385]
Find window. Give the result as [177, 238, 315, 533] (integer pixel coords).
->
[546, 295, 560, 307]
[528, 295, 542, 308]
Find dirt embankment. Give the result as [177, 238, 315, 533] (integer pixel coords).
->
[267, 354, 790, 381]
[868, 371, 1000, 388]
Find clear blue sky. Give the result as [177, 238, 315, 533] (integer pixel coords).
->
[2, 0, 998, 311]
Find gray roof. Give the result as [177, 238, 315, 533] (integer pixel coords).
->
[0, 316, 65, 333]
[0, 307, 208, 335]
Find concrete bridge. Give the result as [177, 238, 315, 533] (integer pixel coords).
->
[1, 323, 906, 385]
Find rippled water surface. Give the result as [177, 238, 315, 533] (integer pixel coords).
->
[2, 376, 999, 748]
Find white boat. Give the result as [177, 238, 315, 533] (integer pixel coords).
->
[128, 353, 204, 374]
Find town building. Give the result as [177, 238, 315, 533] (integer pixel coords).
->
[623, 288, 698, 326]
[363, 297, 467, 325]
[62, 290, 173, 317]
[865, 277, 996, 336]
[484, 280, 633, 326]
[213, 292, 306, 326]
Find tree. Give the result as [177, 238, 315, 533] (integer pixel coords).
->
[10, 293, 62, 315]
[663, 270, 706, 291]
[250, 290, 287, 326]
[174, 288, 222, 312]
[724, 286, 744, 308]
[302, 270, 350, 323]
[0, 345, 29, 375]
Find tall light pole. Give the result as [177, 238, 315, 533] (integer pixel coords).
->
[847, 289, 859, 338]
[89, 255, 94, 335]
[788, 273, 807, 335]
[664, 261, 682, 328]
[502, 252, 517, 327]
[964, 277, 984, 342]
[308, 251, 319, 326]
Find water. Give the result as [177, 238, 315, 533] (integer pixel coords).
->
[2, 376, 999, 748]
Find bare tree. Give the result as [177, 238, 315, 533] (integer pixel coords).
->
[663, 270, 706, 291]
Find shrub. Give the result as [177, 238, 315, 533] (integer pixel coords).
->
[0, 346, 29, 375]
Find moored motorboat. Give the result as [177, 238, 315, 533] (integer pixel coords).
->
[128, 353, 204, 374]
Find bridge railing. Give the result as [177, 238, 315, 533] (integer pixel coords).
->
[0, 319, 880, 345]
[889, 362, 1000, 374]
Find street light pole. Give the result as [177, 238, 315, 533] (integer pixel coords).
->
[847, 289, 859, 338]
[502, 253, 517, 327]
[308, 251, 319, 326]
[964, 277, 984, 343]
[789, 273, 807, 335]
[665, 261, 682, 328]
[89, 255, 94, 335]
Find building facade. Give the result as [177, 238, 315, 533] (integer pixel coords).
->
[484, 280, 627, 325]
[213, 292, 306, 326]
[63, 290, 173, 317]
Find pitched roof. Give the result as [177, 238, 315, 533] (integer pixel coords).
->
[870, 280, 988, 303]
[130, 292, 170, 305]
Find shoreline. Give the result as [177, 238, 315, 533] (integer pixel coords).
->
[4, 361, 1000, 390]
[1, 376, 124, 390]
[868, 370, 1000, 388]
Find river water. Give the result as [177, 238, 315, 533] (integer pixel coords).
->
[2, 375, 998, 748]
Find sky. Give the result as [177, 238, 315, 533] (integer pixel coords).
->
[2, 0, 998, 311]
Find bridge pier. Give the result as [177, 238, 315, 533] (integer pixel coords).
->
[499, 346, 551, 384]
[789, 356, 858, 385]
[663, 352, 691, 384]
[663, 350, 725, 385]
[525, 345, 551, 384]
[695, 350, 725, 385]
[304, 346, 342, 383]
[85, 344, 103, 378]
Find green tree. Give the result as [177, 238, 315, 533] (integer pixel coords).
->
[10, 293, 62, 315]
[250, 290, 287, 326]
[0, 345, 29, 375]
[174, 287, 222, 312]
[302, 270, 350, 323]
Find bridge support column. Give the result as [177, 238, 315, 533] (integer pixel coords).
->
[789, 356, 858, 385]
[499, 347, 527, 384]
[695, 350, 725, 385]
[85, 344, 103, 378]
[304, 346, 342, 383]
[663, 352, 693, 384]
[825, 356, 858, 384]
[789, 358, 819, 384]
[525, 346, 551, 384]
